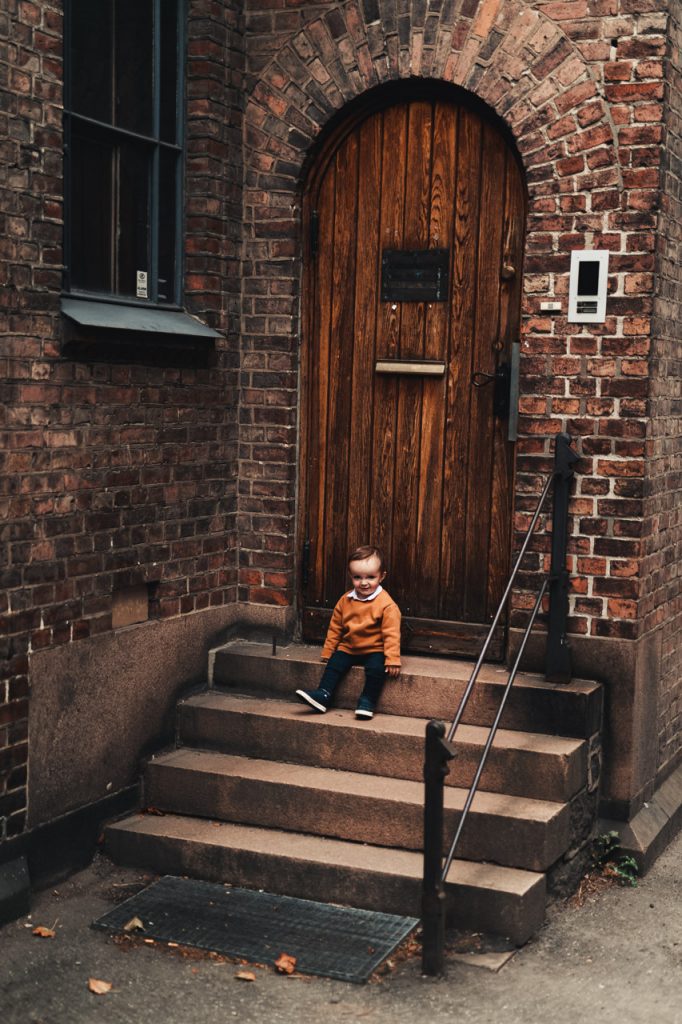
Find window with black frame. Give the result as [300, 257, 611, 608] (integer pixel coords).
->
[64, 0, 184, 306]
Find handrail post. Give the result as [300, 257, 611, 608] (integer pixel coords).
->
[546, 432, 579, 683]
[422, 720, 456, 976]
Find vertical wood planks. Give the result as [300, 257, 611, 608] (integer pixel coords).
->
[418, 100, 455, 618]
[391, 101, 433, 611]
[347, 114, 383, 554]
[486, 149, 525, 616]
[370, 104, 407, 568]
[441, 107, 481, 621]
[308, 166, 336, 604]
[324, 134, 360, 603]
[463, 120, 506, 622]
[302, 94, 525, 652]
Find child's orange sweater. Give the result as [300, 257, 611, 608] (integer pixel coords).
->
[321, 589, 401, 667]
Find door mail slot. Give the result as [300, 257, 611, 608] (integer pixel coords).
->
[375, 359, 446, 376]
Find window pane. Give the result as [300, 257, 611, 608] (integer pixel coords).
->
[70, 131, 113, 292]
[117, 143, 151, 298]
[70, 0, 113, 123]
[160, 0, 180, 143]
[115, 0, 153, 136]
[158, 149, 178, 302]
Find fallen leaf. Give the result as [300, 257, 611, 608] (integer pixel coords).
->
[142, 806, 165, 816]
[143, 938, 155, 945]
[274, 952, 297, 975]
[88, 978, 113, 995]
[122, 916, 145, 933]
[235, 971, 256, 982]
[167, 942, 179, 948]
[32, 926, 56, 938]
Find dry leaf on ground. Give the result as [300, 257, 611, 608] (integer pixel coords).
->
[274, 952, 297, 974]
[122, 916, 145, 933]
[88, 978, 113, 995]
[32, 925, 56, 938]
[235, 971, 257, 982]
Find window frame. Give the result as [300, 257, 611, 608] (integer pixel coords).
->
[63, 0, 186, 310]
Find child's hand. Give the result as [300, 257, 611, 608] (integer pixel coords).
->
[385, 665, 400, 678]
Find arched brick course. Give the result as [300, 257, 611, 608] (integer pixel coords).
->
[243, 0, 618, 203]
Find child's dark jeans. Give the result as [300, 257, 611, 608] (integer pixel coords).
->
[320, 650, 386, 705]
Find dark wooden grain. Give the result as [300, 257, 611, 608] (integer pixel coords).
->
[301, 95, 525, 657]
[391, 100, 432, 611]
[347, 114, 382, 553]
[325, 134, 360, 603]
[463, 121, 506, 622]
[441, 106, 481, 621]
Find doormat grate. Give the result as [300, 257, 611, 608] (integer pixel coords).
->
[93, 875, 419, 983]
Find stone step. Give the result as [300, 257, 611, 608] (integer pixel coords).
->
[178, 691, 587, 803]
[105, 813, 546, 946]
[143, 749, 570, 872]
[212, 642, 602, 739]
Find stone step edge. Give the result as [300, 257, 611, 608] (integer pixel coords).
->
[179, 690, 586, 757]
[213, 641, 599, 693]
[106, 812, 545, 897]
[146, 748, 568, 822]
[105, 814, 547, 944]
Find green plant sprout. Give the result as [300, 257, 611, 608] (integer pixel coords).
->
[591, 831, 639, 887]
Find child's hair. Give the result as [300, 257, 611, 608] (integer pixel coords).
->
[347, 544, 386, 572]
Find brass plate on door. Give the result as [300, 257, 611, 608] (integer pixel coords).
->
[375, 360, 446, 376]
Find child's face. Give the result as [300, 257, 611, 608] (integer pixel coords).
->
[348, 554, 386, 596]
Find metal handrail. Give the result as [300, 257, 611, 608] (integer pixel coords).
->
[441, 577, 548, 880]
[421, 432, 579, 976]
[445, 471, 553, 744]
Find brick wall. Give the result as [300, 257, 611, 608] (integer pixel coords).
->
[516, 2, 667, 645]
[3, 0, 681, 842]
[0, 0, 244, 841]
[239, 0, 666, 645]
[648, 1, 682, 782]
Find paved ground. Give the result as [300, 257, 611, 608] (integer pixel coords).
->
[2, 830, 682, 1024]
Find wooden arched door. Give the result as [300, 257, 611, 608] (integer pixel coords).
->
[299, 93, 526, 657]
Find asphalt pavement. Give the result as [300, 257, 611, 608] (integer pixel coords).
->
[2, 828, 682, 1024]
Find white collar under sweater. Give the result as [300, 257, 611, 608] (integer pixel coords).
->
[347, 584, 384, 602]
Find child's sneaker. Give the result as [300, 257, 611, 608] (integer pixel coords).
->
[295, 688, 331, 713]
[355, 696, 375, 719]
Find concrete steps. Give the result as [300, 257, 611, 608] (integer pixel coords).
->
[177, 691, 586, 803]
[106, 813, 546, 946]
[212, 642, 602, 738]
[143, 748, 570, 871]
[106, 641, 603, 946]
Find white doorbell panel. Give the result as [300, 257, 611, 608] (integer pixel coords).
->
[567, 250, 609, 324]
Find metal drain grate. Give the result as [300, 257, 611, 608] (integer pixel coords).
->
[93, 876, 419, 983]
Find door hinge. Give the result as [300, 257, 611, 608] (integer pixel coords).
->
[310, 211, 319, 258]
[301, 539, 311, 589]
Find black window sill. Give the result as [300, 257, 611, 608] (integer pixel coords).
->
[61, 297, 222, 339]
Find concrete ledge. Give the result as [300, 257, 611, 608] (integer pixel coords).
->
[27, 602, 294, 828]
[0, 786, 138, 898]
[600, 759, 682, 875]
[0, 857, 30, 926]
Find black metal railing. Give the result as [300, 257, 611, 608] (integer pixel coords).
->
[421, 432, 579, 976]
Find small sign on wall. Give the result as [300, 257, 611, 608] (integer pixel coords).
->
[136, 270, 148, 299]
